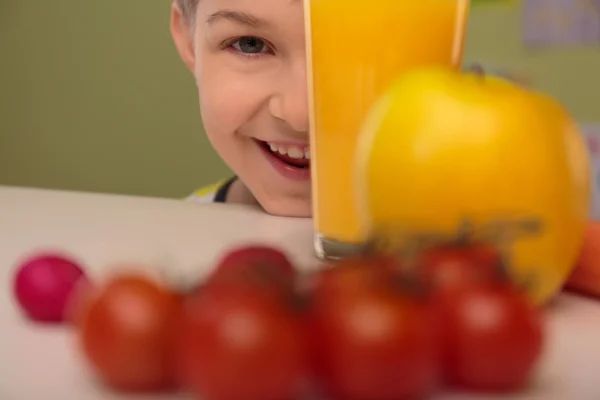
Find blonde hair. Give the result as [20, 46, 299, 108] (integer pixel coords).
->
[175, 0, 198, 20]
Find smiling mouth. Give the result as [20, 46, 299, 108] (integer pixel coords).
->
[257, 140, 310, 169]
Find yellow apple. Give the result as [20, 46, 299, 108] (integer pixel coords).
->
[356, 66, 590, 305]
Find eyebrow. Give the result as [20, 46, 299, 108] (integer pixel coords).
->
[206, 10, 270, 28]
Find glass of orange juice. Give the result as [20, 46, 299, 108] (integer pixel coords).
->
[305, 0, 470, 259]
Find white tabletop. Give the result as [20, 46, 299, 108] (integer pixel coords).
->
[1, 186, 599, 400]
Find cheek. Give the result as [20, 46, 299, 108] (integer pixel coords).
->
[193, 50, 278, 181]
[195, 51, 274, 140]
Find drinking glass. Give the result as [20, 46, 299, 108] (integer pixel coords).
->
[305, 0, 471, 259]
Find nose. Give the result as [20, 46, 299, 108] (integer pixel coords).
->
[268, 64, 309, 134]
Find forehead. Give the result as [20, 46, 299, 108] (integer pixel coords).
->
[198, 0, 304, 25]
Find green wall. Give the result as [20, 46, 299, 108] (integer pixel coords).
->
[0, 1, 230, 198]
[463, 3, 599, 121]
[1, 2, 598, 198]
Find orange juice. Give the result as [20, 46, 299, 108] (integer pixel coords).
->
[305, 0, 470, 258]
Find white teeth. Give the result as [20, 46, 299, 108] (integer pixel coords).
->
[287, 147, 304, 159]
[266, 142, 310, 160]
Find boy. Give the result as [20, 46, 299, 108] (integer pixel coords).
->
[170, 1, 528, 218]
[170, 0, 312, 218]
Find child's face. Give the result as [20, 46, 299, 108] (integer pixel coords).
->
[171, 0, 311, 217]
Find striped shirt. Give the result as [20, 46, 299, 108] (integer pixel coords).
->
[187, 177, 236, 204]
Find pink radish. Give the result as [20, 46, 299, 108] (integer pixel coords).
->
[13, 252, 89, 323]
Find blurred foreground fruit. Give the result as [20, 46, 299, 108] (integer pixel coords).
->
[66, 243, 546, 399]
[310, 254, 400, 298]
[437, 281, 544, 392]
[78, 273, 180, 392]
[13, 252, 88, 323]
[356, 66, 590, 305]
[309, 257, 439, 400]
[174, 283, 309, 400]
[215, 244, 297, 278]
[565, 221, 600, 298]
[208, 244, 297, 295]
[414, 241, 503, 293]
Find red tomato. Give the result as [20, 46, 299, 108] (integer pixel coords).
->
[310, 281, 439, 400]
[215, 245, 297, 277]
[174, 284, 309, 400]
[78, 274, 180, 392]
[208, 245, 298, 293]
[415, 242, 502, 292]
[311, 254, 400, 298]
[439, 282, 544, 392]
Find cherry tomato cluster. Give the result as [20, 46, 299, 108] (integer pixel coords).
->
[307, 242, 545, 399]
[13, 242, 546, 400]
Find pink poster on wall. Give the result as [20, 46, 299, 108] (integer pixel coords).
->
[522, 0, 600, 47]
[581, 124, 600, 220]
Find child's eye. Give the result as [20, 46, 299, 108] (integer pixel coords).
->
[230, 36, 272, 56]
